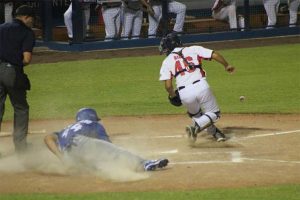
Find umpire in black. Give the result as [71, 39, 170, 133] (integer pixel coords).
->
[0, 5, 35, 154]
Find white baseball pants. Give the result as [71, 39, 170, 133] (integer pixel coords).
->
[212, 4, 238, 29]
[102, 7, 121, 41]
[178, 79, 220, 130]
[263, 0, 280, 28]
[148, 1, 186, 38]
[4, 2, 13, 23]
[121, 7, 143, 39]
[64, 3, 91, 38]
[289, 0, 300, 26]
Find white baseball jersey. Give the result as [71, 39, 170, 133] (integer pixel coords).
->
[159, 46, 213, 88]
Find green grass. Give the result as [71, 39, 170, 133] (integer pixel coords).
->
[1, 184, 300, 200]
[2, 43, 299, 120]
[1, 44, 300, 198]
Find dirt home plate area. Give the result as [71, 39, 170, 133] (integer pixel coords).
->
[0, 114, 299, 194]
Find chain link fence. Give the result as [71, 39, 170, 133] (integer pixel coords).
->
[0, 0, 298, 42]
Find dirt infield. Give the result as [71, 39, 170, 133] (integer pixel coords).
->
[0, 114, 300, 194]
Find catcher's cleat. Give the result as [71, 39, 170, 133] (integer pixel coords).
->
[186, 125, 197, 142]
[144, 158, 169, 171]
[213, 128, 226, 142]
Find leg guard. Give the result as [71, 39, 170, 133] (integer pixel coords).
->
[193, 111, 220, 134]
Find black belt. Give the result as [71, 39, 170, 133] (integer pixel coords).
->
[178, 80, 200, 91]
[103, 3, 121, 9]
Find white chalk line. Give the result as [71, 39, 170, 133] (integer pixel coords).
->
[170, 160, 234, 165]
[161, 151, 244, 164]
[170, 158, 300, 165]
[242, 158, 300, 164]
[158, 150, 300, 165]
[152, 129, 300, 165]
[238, 129, 300, 140]
[171, 152, 243, 165]
[114, 129, 300, 141]
[157, 150, 242, 155]
[0, 129, 46, 137]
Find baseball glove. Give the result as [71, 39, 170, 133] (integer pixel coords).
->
[168, 90, 182, 107]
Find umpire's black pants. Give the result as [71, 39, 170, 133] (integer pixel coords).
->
[0, 62, 29, 153]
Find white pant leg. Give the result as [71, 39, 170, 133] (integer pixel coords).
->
[69, 135, 146, 172]
[263, 0, 280, 28]
[179, 80, 220, 129]
[168, 1, 186, 32]
[131, 10, 143, 39]
[4, 2, 13, 23]
[289, 0, 300, 26]
[64, 4, 73, 38]
[148, 5, 162, 38]
[193, 87, 220, 129]
[227, 5, 238, 29]
[121, 8, 135, 39]
[102, 7, 121, 40]
[115, 8, 121, 37]
[212, 5, 237, 29]
[83, 5, 91, 31]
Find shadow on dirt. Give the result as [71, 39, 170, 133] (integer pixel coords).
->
[222, 126, 278, 136]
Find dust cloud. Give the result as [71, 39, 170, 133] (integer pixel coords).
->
[0, 135, 150, 182]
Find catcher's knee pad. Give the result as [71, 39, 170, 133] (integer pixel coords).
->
[193, 111, 220, 133]
[187, 108, 202, 118]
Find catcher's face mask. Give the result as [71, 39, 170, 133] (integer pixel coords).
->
[159, 34, 182, 55]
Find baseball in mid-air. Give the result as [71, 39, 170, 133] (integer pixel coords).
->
[239, 96, 245, 102]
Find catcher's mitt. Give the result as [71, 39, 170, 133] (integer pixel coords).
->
[168, 90, 182, 107]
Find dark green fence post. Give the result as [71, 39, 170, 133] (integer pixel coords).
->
[72, 0, 84, 43]
[41, 0, 53, 41]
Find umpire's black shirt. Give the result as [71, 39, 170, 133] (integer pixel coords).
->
[0, 19, 35, 67]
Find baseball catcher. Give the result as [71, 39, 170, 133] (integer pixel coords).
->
[159, 33, 235, 143]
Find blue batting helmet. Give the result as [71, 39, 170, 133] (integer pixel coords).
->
[159, 33, 182, 55]
[76, 108, 100, 122]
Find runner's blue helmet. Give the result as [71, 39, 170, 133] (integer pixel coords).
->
[76, 108, 100, 122]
